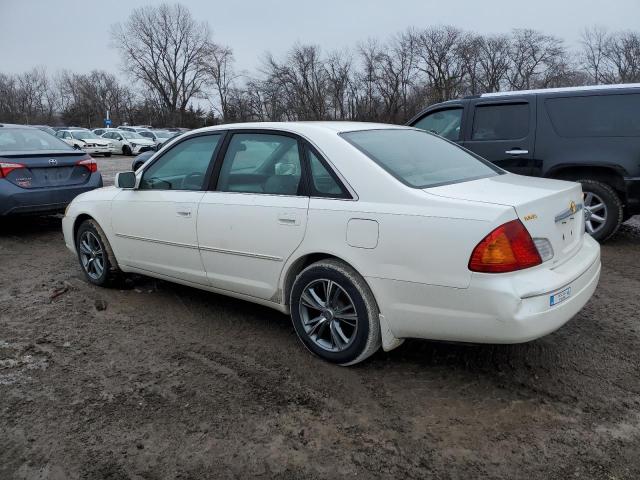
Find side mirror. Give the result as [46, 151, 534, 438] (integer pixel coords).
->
[115, 171, 137, 189]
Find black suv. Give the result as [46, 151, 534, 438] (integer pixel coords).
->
[408, 84, 640, 241]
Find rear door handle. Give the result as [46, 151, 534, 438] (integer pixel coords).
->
[278, 214, 300, 226]
[176, 207, 192, 218]
[505, 149, 529, 155]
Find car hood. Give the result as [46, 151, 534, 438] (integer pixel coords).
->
[425, 174, 585, 266]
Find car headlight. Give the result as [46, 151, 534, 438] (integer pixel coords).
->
[131, 143, 137, 147]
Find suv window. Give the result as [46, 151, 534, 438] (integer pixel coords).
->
[413, 108, 462, 141]
[546, 94, 640, 137]
[472, 103, 529, 140]
[139, 134, 221, 190]
[217, 133, 302, 196]
[307, 148, 348, 197]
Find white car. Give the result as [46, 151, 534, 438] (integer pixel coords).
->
[55, 129, 115, 157]
[100, 130, 155, 155]
[62, 122, 601, 365]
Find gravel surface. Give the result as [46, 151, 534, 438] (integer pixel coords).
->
[1, 156, 639, 479]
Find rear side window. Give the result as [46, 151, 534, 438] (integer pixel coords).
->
[412, 108, 462, 141]
[546, 94, 640, 137]
[341, 129, 501, 189]
[472, 103, 529, 140]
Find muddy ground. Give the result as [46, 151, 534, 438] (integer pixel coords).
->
[1, 156, 639, 479]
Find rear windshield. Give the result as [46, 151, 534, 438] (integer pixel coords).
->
[0, 128, 73, 152]
[546, 94, 640, 137]
[341, 128, 501, 188]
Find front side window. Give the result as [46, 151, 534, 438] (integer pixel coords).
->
[139, 134, 221, 190]
[412, 108, 463, 141]
[471, 103, 529, 141]
[217, 133, 302, 196]
[341, 128, 501, 189]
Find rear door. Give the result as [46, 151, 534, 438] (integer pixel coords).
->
[463, 98, 537, 175]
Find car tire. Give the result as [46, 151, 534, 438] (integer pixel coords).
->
[579, 179, 624, 243]
[104, 152, 112, 158]
[75, 219, 121, 287]
[123, 145, 132, 156]
[290, 259, 381, 366]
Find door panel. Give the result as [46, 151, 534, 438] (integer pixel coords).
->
[197, 193, 308, 299]
[463, 99, 536, 175]
[112, 190, 207, 283]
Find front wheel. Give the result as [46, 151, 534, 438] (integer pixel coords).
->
[122, 145, 132, 156]
[76, 219, 121, 287]
[290, 259, 381, 365]
[579, 179, 624, 242]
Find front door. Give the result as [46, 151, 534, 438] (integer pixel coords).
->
[463, 99, 537, 175]
[197, 131, 309, 300]
[111, 133, 223, 284]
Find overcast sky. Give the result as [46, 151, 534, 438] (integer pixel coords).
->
[1, 0, 639, 77]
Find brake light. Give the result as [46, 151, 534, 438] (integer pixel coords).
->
[469, 219, 542, 273]
[0, 162, 25, 178]
[77, 158, 97, 173]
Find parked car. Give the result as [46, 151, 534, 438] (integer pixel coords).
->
[131, 150, 155, 171]
[100, 130, 155, 155]
[56, 129, 115, 157]
[118, 126, 151, 134]
[137, 129, 180, 148]
[0, 124, 102, 216]
[62, 122, 600, 365]
[92, 128, 111, 137]
[408, 83, 640, 241]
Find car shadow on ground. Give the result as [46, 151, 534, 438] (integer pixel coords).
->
[0, 215, 63, 237]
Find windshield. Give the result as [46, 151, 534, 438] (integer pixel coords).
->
[72, 131, 100, 140]
[340, 128, 501, 188]
[0, 128, 73, 152]
[153, 131, 173, 138]
[121, 131, 144, 139]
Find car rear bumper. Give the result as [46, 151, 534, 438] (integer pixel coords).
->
[367, 235, 601, 344]
[0, 173, 103, 216]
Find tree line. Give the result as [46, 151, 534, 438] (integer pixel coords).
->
[1, 3, 639, 128]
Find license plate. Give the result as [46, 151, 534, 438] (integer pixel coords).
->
[550, 287, 571, 306]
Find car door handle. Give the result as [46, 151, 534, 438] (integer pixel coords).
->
[278, 214, 299, 226]
[176, 210, 192, 218]
[505, 149, 529, 155]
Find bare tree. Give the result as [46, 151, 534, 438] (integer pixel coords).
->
[111, 3, 214, 124]
[602, 31, 640, 83]
[506, 29, 566, 90]
[581, 26, 609, 84]
[205, 44, 238, 121]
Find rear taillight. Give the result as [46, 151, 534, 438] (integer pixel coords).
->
[77, 158, 98, 173]
[0, 162, 25, 178]
[469, 219, 542, 273]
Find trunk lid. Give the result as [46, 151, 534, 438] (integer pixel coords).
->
[0, 150, 93, 189]
[426, 174, 585, 266]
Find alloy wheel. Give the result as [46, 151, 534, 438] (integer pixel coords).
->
[79, 231, 105, 280]
[298, 279, 358, 353]
[584, 191, 608, 235]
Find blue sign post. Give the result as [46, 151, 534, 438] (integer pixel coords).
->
[104, 118, 112, 127]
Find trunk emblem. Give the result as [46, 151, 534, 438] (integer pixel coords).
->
[48, 158, 58, 166]
[555, 202, 583, 223]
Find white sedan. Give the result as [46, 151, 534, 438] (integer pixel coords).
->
[100, 130, 155, 155]
[62, 122, 601, 365]
[55, 129, 115, 156]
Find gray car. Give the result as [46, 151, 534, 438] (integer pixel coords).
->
[0, 124, 103, 216]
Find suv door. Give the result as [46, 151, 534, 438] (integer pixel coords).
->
[197, 131, 309, 300]
[111, 133, 223, 284]
[463, 98, 537, 175]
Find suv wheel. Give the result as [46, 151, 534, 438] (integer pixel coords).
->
[290, 259, 381, 366]
[579, 179, 624, 242]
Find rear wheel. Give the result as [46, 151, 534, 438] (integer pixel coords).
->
[76, 219, 121, 287]
[290, 259, 381, 365]
[579, 179, 624, 242]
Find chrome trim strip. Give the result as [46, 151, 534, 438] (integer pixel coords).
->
[115, 233, 283, 262]
[115, 233, 199, 250]
[199, 245, 283, 262]
[555, 203, 583, 223]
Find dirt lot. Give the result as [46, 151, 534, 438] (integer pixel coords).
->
[1, 155, 640, 479]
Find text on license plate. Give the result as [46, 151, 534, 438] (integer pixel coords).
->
[550, 287, 571, 306]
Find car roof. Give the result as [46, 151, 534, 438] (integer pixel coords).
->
[477, 82, 640, 99]
[193, 121, 409, 136]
